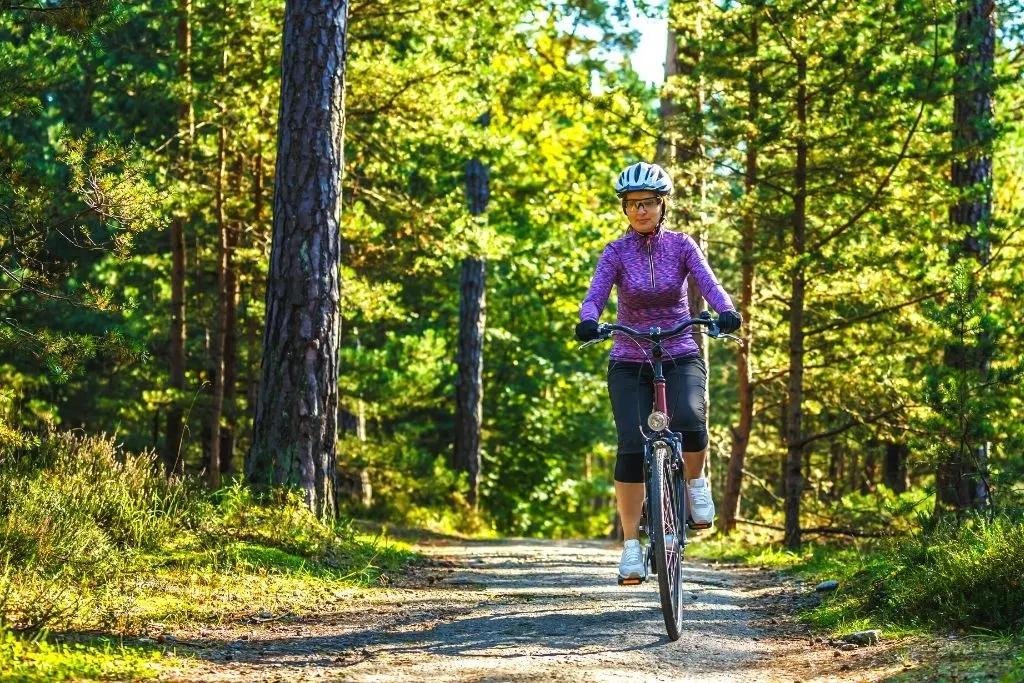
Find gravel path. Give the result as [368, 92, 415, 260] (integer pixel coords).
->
[161, 538, 904, 682]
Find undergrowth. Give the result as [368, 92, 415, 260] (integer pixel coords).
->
[0, 431, 419, 680]
[0, 629, 167, 682]
[692, 515, 1024, 636]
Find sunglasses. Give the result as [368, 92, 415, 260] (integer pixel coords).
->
[621, 197, 663, 213]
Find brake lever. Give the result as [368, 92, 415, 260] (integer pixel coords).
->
[577, 334, 612, 350]
[700, 329, 743, 345]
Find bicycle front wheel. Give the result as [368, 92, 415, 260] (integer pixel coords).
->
[648, 441, 684, 640]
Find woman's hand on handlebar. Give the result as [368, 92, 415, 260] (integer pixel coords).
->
[718, 310, 742, 334]
[574, 319, 600, 342]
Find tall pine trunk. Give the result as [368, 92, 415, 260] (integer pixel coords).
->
[936, 0, 995, 514]
[246, 148, 265, 423]
[208, 118, 228, 489]
[722, 10, 759, 533]
[784, 34, 808, 551]
[164, 0, 193, 477]
[247, 0, 349, 520]
[453, 139, 489, 510]
[219, 157, 241, 477]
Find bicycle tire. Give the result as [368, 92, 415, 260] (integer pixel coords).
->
[648, 441, 684, 640]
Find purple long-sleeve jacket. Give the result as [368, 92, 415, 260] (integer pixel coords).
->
[579, 227, 736, 361]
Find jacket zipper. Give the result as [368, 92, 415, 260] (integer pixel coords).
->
[647, 239, 656, 289]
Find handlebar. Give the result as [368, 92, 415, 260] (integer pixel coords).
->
[579, 312, 742, 349]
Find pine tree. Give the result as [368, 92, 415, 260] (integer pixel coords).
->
[247, 0, 349, 519]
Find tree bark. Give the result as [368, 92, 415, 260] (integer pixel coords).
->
[218, 155, 242, 478]
[452, 114, 489, 510]
[883, 442, 909, 493]
[247, 0, 349, 521]
[208, 118, 228, 490]
[164, 0, 193, 477]
[245, 148, 265, 423]
[937, 0, 995, 514]
[722, 10, 759, 534]
[166, 219, 187, 476]
[454, 256, 485, 508]
[827, 438, 843, 499]
[784, 36, 808, 551]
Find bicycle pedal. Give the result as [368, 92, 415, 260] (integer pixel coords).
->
[686, 518, 713, 531]
[617, 575, 646, 586]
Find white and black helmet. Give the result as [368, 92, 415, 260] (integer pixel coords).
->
[614, 162, 673, 197]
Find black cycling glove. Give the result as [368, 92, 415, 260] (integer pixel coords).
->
[575, 319, 599, 341]
[718, 310, 742, 334]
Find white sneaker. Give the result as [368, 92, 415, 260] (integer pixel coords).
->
[618, 539, 645, 579]
[687, 477, 715, 528]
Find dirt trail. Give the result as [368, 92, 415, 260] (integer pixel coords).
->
[162, 539, 907, 682]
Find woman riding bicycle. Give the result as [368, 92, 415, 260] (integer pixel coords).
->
[575, 161, 741, 581]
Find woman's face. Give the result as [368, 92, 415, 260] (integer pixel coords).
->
[622, 191, 664, 234]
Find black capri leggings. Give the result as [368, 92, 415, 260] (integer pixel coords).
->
[607, 356, 708, 483]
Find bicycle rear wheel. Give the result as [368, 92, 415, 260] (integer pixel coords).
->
[648, 441, 684, 640]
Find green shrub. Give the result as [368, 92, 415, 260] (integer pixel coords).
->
[0, 430, 418, 634]
[338, 435, 486, 535]
[0, 432, 193, 573]
[864, 517, 1024, 631]
[0, 432, 197, 630]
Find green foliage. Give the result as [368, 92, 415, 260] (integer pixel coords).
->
[0, 628, 162, 683]
[338, 434, 483, 535]
[0, 432, 186, 564]
[0, 431, 417, 634]
[855, 518, 1024, 632]
[914, 261, 1024, 509]
[699, 516, 1024, 635]
[0, 0, 1022, 558]
[1, 0, 157, 384]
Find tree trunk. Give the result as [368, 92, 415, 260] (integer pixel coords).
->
[245, 149, 265, 423]
[164, 0, 193, 477]
[722, 11, 759, 534]
[784, 37, 808, 551]
[452, 115, 489, 510]
[219, 155, 242, 478]
[166, 219, 187, 476]
[454, 255, 485, 507]
[883, 442, 909, 493]
[827, 439, 843, 499]
[454, 254, 486, 509]
[247, 0, 349, 521]
[937, 0, 995, 514]
[208, 101, 228, 490]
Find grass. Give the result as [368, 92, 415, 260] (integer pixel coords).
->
[692, 518, 1024, 635]
[0, 431, 420, 680]
[878, 637, 1024, 682]
[0, 629, 171, 682]
[690, 521, 1024, 679]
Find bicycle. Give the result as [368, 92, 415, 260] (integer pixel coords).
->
[579, 310, 738, 641]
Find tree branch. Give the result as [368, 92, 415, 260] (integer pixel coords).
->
[734, 517, 892, 538]
[794, 406, 903, 449]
